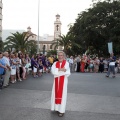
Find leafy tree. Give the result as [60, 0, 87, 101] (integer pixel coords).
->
[69, 0, 120, 56]
[47, 50, 57, 57]
[4, 32, 37, 54]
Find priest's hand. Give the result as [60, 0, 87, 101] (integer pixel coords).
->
[58, 68, 66, 72]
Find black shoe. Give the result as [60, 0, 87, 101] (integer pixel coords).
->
[112, 76, 115, 78]
[58, 113, 64, 117]
[3, 85, 8, 88]
[106, 75, 109, 77]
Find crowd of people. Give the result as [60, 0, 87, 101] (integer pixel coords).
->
[66, 54, 119, 75]
[0, 51, 119, 90]
[0, 51, 58, 90]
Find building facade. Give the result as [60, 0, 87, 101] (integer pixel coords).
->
[24, 26, 37, 41]
[0, 0, 2, 41]
[39, 14, 62, 54]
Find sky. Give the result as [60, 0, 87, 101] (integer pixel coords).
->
[2, 0, 92, 36]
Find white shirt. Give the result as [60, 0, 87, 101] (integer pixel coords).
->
[69, 59, 73, 64]
[3, 56, 10, 66]
[109, 62, 115, 66]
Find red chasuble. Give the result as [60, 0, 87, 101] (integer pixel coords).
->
[55, 60, 66, 104]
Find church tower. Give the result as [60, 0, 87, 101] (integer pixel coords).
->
[54, 14, 62, 40]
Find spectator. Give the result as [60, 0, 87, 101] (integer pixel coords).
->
[69, 56, 74, 72]
[10, 54, 17, 83]
[0, 52, 7, 88]
[3, 52, 11, 87]
[21, 54, 27, 80]
[15, 53, 22, 81]
[33, 57, 39, 78]
[99, 57, 104, 73]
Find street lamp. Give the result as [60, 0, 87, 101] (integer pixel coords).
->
[37, 0, 40, 54]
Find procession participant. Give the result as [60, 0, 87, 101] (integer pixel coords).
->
[0, 52, 7, 89]
[69, 56, 74, 72]
[10, 54, 17, 83]
[33, 57, 39, 78]
[51, 51, 70, 117]
[15, 53, 22, 81]
[80, 56, 86, 72]
[3, 52, 11, 87]
[99, 57, 104, 73]
[106, 56, 116, 78]
[94, 57, 100, 73]
[21, 54, 27, 80]
[48, 55, 54, 66]
[38, 60, 43, 76]
[76, 55, 81, 72]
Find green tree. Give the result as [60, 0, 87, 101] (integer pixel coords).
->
[69, 0, 120, 56]
[4, 32, 37, 53]
[47, 50, 57, 57]
[51, 34, 81, 55]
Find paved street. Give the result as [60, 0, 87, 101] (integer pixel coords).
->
[0, 73, 120, 120]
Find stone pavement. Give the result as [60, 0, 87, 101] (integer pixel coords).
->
[0, 73, 120, 120]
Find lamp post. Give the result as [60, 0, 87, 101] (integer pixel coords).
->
[37, 0, 40, 54]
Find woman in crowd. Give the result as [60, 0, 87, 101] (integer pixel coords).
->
[69, 56, 74, 72]
[99, 57, 104, 73]
[15, 53, 22, 81]
[103, 58, 108, 72]
[10, 54, 17, 83]
[33, 57, 39, 77]
[21, 54, 27, 80]
[25, 54, 31, 75]
[31, 55, 35, 75]
[85, 57, 90, 72]
[44, 57, 51, 73]
[94, 57, 100, 73]
[38, 59, 43, 76]
[80, 56, 86, 72]
[0, 52, 7, 88]
[88, 58, 94, 72]
[118, 58, 120, 73]
[76, 55, 81, 72]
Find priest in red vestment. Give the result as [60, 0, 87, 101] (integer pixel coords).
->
[51, 51, 71, 117]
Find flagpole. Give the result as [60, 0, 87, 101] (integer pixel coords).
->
[37, 0, 40, 54]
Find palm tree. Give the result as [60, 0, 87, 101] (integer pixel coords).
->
[4, 32, 36, 53]
[51, 33, 81, 54]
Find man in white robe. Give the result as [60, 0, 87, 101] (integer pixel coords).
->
[51, 51, 70, 117]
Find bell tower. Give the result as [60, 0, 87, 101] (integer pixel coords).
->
[54, 14, 62, 40]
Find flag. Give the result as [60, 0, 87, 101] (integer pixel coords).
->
[108, 42, 113, 54]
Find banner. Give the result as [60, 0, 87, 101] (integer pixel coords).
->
[108, 42, 113, 54]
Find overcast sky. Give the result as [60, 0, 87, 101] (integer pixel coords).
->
[2, 0, 92, 36]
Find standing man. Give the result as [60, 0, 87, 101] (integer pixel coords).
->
[69, 56, 74, 72]
[106, 56, 116, 78]
[3, 52, 11, 87]
[51, 51, 70, 117]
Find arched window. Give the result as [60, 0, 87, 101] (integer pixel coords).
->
[56, 25, 59, 31]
